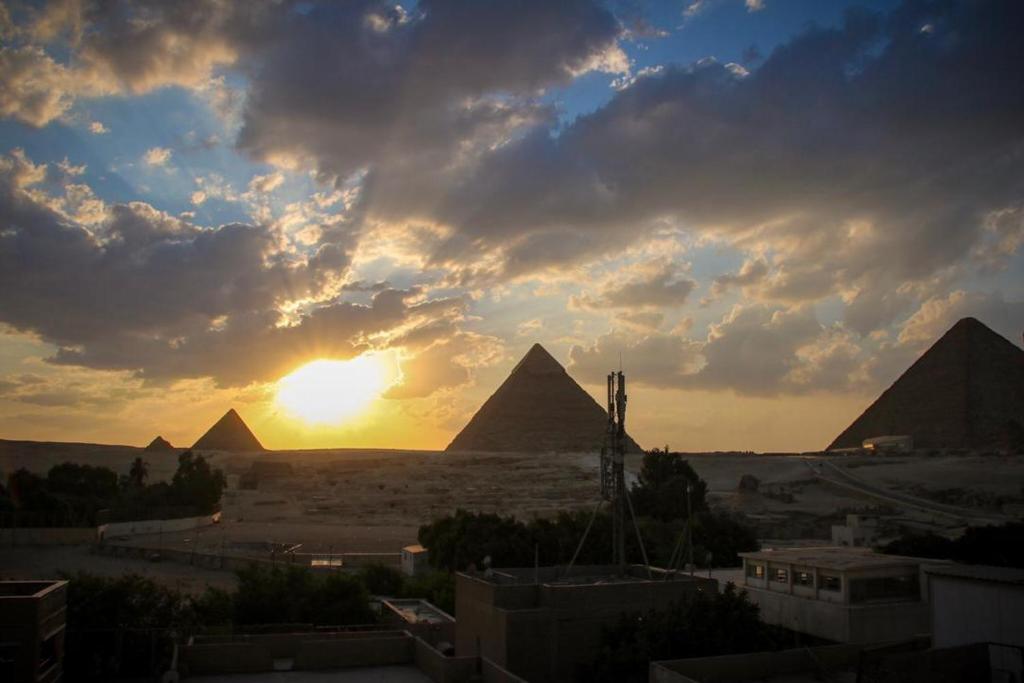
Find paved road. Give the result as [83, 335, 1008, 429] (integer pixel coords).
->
[806, 459, 1009, 526]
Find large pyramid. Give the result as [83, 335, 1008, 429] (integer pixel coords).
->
[829, 317, 1024, 451]
[446, 343, 642, 453]
[192, 409, 265, 451]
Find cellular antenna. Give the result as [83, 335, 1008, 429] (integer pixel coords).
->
[570, 368, 651, 578]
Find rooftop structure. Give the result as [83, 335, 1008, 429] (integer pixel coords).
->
[0, 580, 68, 683]
[456, 564, 716, 682]
[738, 547, 932, 643]
[381, 599, 454, 649]
[400, 544, 429, 577]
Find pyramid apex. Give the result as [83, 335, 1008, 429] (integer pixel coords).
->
[513, 343, 563, 375]
[193, 408, 264, 451]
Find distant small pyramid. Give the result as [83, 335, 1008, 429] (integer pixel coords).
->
[446, 343, 642, 453]
[144, 436, 175, 451]
[829, 317, 1024, 450]
[192, 409, 265, 452]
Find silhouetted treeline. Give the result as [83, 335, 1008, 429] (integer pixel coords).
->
[880, 522, 1024, 568]
[0, 451, 225, 527]
[418, 450, 758, 571]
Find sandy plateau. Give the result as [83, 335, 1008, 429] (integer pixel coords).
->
[2, 440, 1023, 590]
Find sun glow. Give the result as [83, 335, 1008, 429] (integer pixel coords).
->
[275, 355, 395, 424]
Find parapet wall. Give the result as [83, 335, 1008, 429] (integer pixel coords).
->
[0, 527, 96, 547]
[99, 511, 220, 539]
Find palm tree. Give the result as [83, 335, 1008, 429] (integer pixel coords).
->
[129, 458, 149, 488]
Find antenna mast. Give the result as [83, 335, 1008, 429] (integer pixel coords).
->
[600, 371, 628, 573]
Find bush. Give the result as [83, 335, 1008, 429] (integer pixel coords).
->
[233, 564, 374, 626]
[881, 522, 1024, 568]
[359, 564, 406, 596]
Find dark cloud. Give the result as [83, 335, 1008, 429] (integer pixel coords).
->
[237, 0, 624, 184]
[0, 150, 466, 388]
[420, 0, 1024, 319]
[572, 259, 695, 310]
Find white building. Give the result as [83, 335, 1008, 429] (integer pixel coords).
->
[401, 544, 430, 576]
[923, 563, 1024, 649]
[738, 547, 931, 643]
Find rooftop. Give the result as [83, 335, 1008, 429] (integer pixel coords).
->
[402, 544, 426, 554]
[381, 599, 454, 624]
[0, 580, 67, 599]
[470, 564, 708, 586]
[739, 547, 933, 572]
[922, 563, 1024, 586]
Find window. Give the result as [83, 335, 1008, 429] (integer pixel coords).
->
[795, 571, 813, 587]
[849, 574, 919, 603]
[820, 574, 841, 592]
[773, 568, 788, 583]
[746, 563, 764, 579]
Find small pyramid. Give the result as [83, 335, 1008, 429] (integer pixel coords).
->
[144, 436, 175, 451]
[446, 343, 642, 453]
[192, 409, 265, 452]
[829, 318, 1024, 450]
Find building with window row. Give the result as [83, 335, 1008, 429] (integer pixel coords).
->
[738, 547, 932, 643]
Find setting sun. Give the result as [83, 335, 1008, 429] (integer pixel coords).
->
[275, 355, 396, 424]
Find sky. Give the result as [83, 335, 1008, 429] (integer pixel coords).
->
[0, 0, 1022, 452]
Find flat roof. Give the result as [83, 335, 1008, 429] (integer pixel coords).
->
[923, 563, 1024, 586]
[0, 580, 67, 599]
[382, 599, 453, 624]
[468, 564, 711, 586]
[739, 547, 929, 572]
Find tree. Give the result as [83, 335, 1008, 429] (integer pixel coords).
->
[881, 523, 1024, 568]
[171, 451, 226, 513]
[232, 565, 374, 626]
[582, 584, 787, 683]
[128, 458, 149, 489]
[631, 450, 708, 522]
[359, 564, 405, 597]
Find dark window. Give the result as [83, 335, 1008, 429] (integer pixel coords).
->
[795, 571, 813, 587]
[849, 574, 919, 603]
[820, 574, 841, 591]
[746, 563, 764, 579]
[773, 568, 788, 583]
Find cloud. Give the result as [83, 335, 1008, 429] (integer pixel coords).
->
[142, 147, 172, 166]
[0, 46, 77, 126]
[414, 1, 1024, 316]
[385, 332, 502, 399]
[572, 259, 695, 310]
[899, 291, 1024, 349]
[89, 120, 109, 134]
[746, 0, 765, 12]
[0, 150, 476, 389]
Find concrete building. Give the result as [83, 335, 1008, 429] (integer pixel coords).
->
[738, 547, 930, 643]
[830, 514, 879, 547]
[401, 544, 430, 576]
[0, 580, 68, 683]
[923, 563, 1024, 649]
[651, 639, 1018, 683]
[455, 564, 717, 682]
